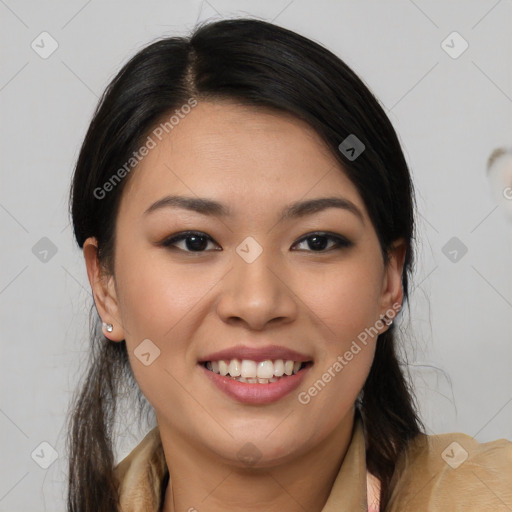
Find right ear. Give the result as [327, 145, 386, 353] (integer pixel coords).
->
[83, 237, 126, 342]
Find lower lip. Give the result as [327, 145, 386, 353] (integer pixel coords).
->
[200, 364, 311, 404]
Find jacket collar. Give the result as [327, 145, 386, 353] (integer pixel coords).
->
[114, 412, 368, 511]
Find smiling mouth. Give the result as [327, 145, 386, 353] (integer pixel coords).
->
[201, 359, 313, 384]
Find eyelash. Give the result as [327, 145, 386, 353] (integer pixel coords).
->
[160, 230, 353, 253]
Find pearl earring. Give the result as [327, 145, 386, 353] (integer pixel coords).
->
[102, 322, 113, 333]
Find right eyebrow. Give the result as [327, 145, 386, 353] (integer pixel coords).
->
[143, 195, 230, 218]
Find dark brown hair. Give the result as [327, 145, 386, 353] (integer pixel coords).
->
[66, 17, 424, 511]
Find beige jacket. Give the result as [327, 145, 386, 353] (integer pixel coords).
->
[113, 415, 512, 511]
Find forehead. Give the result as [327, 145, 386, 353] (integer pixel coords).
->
[118, 101, 368, 221]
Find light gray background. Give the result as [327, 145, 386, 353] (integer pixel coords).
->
[1, 1, 511, 510]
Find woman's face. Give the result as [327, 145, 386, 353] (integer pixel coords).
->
[85, 101, 404, 467]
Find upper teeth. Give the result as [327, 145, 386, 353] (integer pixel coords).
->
[206, 359, 303, 378]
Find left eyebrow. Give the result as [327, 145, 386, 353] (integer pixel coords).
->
[280, 197, 365, 224]
[143, 195, 364, 224]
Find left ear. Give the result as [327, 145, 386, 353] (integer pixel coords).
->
[378, 238, 406, 329]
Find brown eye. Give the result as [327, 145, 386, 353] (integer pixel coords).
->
[292, 232, 353, 252]
[161, 231, 220, 252]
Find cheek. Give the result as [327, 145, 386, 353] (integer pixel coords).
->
[113, 247, 212, 408]
[115, 243, 213, 340]
[292, 257, 382, 407]
[295, 259, 383, 340]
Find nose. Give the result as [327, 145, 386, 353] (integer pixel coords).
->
[216, 247, 298, 331]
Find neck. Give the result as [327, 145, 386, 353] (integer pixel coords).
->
[160, 409, 356, 512]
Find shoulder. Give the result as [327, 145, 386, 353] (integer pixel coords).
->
[387, 430, 512, 511]
[113, 426, 168, 511]
[114, 426, 164, 481]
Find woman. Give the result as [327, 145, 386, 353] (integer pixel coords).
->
[66, 18, 512, 512]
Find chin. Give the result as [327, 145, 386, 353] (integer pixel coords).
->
[206, 430, 310, 469]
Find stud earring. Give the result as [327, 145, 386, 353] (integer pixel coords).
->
[381, 315, 393, 327]
[102, 322, 114, 333]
